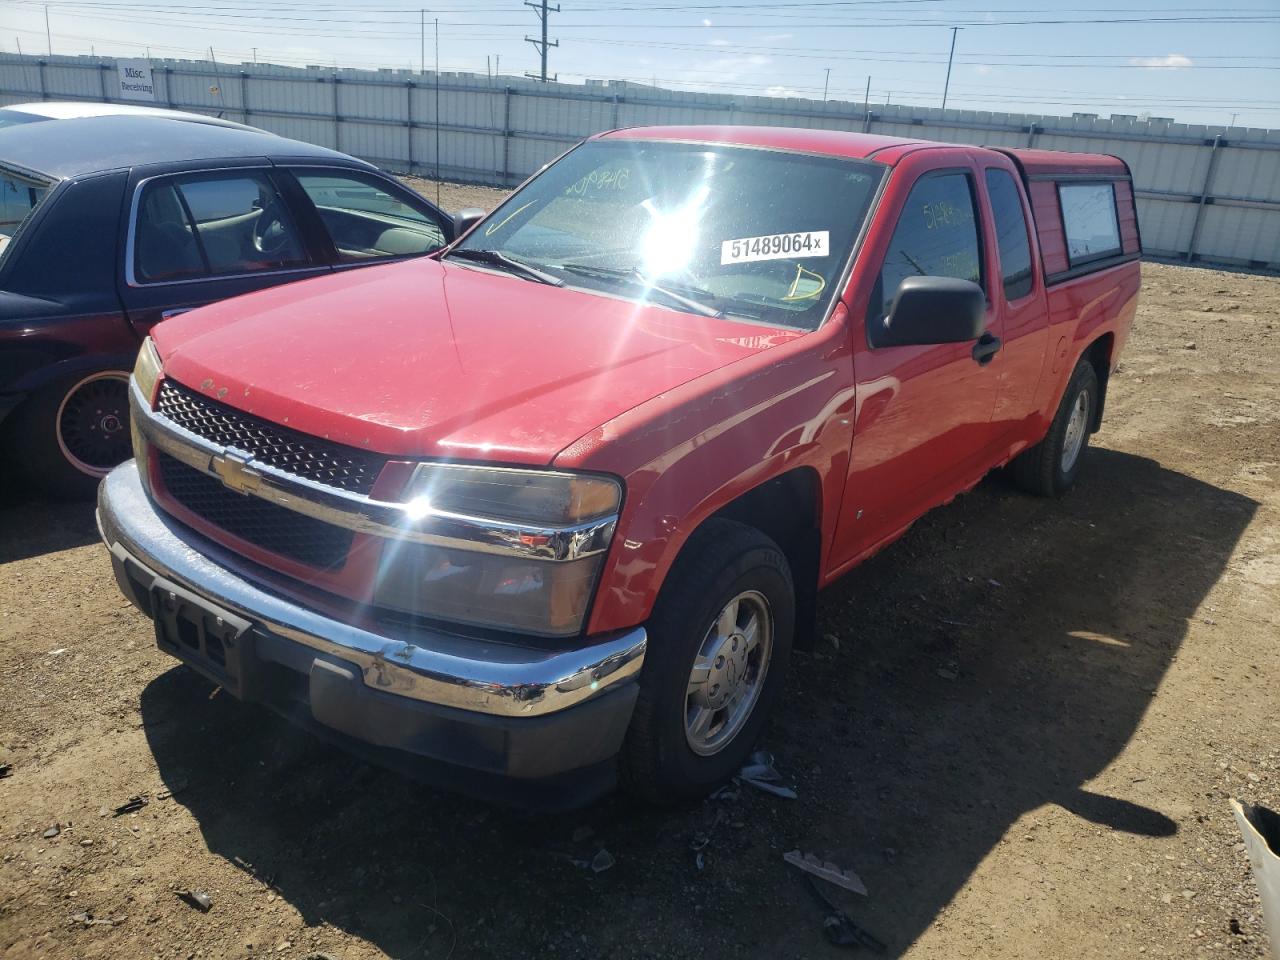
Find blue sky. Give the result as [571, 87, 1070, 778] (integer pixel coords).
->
[6, 0, 1279, 128]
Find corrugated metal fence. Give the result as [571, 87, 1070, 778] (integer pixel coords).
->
[2, 53, 1278, 270]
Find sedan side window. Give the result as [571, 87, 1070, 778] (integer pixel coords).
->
[292, 171, 446, 262]
[873, 172, 983, 321]
[133, 172, 307, 284]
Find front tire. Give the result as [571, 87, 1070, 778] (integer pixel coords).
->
[621, 519, 794, 804]
[3, 370, 132, 500]
[1012, 359, 1099, 498]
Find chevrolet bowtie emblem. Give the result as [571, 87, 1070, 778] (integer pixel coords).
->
[210, 450, 259, 496]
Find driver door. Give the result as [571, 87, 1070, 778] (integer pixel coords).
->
[119, 165, 330, 338]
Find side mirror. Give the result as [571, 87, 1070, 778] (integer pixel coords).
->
[875, 276, 986, 347]
[452, 208, 485, 239]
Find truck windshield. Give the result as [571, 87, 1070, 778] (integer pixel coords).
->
[449, 139, 883, 330]
[0, 169, 51, 260]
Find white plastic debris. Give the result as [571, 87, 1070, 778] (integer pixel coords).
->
[783, 850, 868, 896]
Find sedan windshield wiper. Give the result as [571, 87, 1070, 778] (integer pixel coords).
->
[447, 248, 564, 286]
[556, 263, 723, 318]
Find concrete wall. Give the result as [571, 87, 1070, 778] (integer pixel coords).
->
[2, 53, 1277, 269]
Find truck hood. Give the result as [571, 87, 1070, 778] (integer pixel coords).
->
[152, 257, 802, 465]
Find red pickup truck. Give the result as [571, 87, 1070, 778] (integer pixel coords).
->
[98, 126, 1140, 807]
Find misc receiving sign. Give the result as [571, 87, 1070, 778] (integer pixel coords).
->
[116, 60, 156, 101]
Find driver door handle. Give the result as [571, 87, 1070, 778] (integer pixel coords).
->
[972, 333, 1002, 366]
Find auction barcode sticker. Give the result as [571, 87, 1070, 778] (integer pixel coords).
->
[721, 230, 830, 265]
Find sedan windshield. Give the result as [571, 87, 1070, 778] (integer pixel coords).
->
[449, 139, 883, 329]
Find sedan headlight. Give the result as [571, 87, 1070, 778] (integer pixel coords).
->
[374, 464, 622, 637]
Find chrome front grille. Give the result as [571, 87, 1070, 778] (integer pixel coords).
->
[156, 451, 354, 569]
[155, 379, 384, 494]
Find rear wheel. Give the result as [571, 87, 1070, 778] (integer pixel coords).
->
[1012, 359, 1099, 498]
[5, 370, 132, 499]
[621, 519, 794, 804]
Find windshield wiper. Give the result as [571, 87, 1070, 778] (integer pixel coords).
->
[447, 248, 564, 286]
[556, 263, 722, 318]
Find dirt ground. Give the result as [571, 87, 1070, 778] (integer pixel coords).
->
[0, 182, 1277, 959]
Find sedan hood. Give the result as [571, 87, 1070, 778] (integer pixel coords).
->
[152, 258, 802, 465]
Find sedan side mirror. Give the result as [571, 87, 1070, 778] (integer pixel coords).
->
[452, 208, 486, 239]
[875, 276, 986, 347]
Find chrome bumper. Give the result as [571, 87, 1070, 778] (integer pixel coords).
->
[97, 461, 646, 719]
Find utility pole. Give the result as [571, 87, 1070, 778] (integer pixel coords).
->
[822, 67, 830, 101]
[252, 47, 257, 64]
[44, 5, 52, 56]
[524, 0, 559, 82]
[434, 17, 441, 205]
[862, 76, 871, 121]
[1229, 112, 1239, 129]
[420, 9, 425, 74]
[941, 26, 961, 112]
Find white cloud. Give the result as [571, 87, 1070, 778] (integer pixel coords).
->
[765, 85, 805, 98]
[709, 38, 732, 47]
[748, 55, 771, 66]
[1129, 53, 1193, 69]
[974, 64, 993, 75]
[760, 33, 793, 42]
[702, 18, 712, 26]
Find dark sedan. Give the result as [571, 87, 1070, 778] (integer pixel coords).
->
[0, 115, 474, 497]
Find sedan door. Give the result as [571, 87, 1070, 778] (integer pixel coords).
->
[276, 165, 451, 272]
[118, 164, 332, 338]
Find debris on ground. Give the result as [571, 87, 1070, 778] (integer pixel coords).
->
[784, 850, 868, 896]
[43, 824, 60, 839]
[0, 763, 11, 779]
[936, 666, 959, 681]
[590, 849, 615, 874]
[739, 751, 798, 799]
[175, 888, 213, 912]
[804, 875, 886, 952]
[70, 911, 125, 928]
[112, 796, 148, 816]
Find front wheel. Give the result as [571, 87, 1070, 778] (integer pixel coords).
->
[621, 519, 794, 804]
[1012, 358, 1099, 498]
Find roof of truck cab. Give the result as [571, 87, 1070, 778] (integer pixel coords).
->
[599, 126, 930, 161]
[997, 147, 1130, 178]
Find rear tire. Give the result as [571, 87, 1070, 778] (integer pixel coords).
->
[4, 370, 132, 500]
[621, 519, 794, 804]
[1012, 359, 1099, 498]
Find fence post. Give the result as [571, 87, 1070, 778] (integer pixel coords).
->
[1186, 135, 1222, 263]
[611, 93, 619, 129]
[406, 80, 415, 175]
[501, 86, 512, 186]
[37, 60, 47, 100]
[331, 74, 341, 151]
[163, 67, 173, 109]
[98, 63, 109, 102]
[1026, 122, 1038, 148]
[239, 71, 250, 125]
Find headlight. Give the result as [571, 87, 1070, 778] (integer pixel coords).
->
[374, 464, 622, 637]
[132, 337, 162, 406]
[130, 338, 163, 480]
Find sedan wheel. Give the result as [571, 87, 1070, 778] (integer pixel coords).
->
[56, 371, 132, 476]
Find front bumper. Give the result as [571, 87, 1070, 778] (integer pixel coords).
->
[98, 461, 646, 809]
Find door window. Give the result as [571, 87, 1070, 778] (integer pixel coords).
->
[133, 171, 307, 283]
[293, 171, 446, 262]
[874, 172, 983, 323]
[984, 169, 1034, 300]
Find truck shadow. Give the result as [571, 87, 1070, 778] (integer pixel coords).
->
[137, 448, 1256, 958]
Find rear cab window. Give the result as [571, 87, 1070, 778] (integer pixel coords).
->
[0, 168, 52, 262]
[984, 169, 1034, 301]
